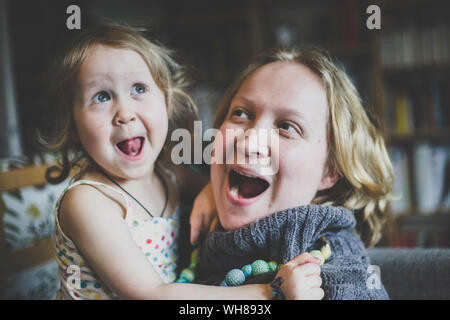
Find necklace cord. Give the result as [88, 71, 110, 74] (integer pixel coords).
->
[100, 169, 169, 218]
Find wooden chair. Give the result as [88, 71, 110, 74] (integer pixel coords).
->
[0, 165, 54, 295]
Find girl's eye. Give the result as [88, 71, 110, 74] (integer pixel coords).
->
[93, 91, 111, 103]
[131, 84, 147, 95]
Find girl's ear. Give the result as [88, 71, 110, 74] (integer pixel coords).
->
[318, 166, 340, 191]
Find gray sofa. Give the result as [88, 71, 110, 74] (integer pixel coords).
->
[368, 248, 450, 300]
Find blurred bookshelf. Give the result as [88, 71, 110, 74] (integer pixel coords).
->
[371, 0, 450, 247]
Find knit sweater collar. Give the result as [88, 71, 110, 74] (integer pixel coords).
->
[197, 204, 355, 274]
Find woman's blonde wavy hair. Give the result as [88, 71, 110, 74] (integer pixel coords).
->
[42, 23, 198, 183]
[213, 47, 394, 247]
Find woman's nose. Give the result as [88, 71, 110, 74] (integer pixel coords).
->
[238, 126, 271, 159]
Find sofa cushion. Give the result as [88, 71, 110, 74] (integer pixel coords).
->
[368, 248, 450, 300]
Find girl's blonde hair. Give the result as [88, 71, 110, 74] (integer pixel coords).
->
[213, 47, 394, 247]
[42, 23, 197, 183]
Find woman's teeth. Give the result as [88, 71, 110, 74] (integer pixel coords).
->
[229, 169, 269, 199]
[230, 184, 239, 197]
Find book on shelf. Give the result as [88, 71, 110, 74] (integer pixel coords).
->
[394, 93, 414, 135]
[413, 143, 450, 214]
[381, 24, 450, 68]
[389, 144, 450, 216]
[383, 81, 449, 135]
[390, 146, 412, 214]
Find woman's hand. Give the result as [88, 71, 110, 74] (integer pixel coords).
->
[189, 182, 218, 244]
[274, 253, 324, 300]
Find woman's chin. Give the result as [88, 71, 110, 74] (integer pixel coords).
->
[218, 211, 258, 231]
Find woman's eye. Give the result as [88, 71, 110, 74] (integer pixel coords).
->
[93, 91, 111, 103]
[278, 121, 299, 134]
[231, 109, 248, 119]
[131, 84, 146, 95]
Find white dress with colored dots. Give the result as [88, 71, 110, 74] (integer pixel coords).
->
[53, 180, 180, 300]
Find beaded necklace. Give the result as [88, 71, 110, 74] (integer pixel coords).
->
[176, 237, 331, 287]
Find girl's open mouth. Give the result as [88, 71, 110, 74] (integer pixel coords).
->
[227, 169, 270, 201]
[116, 137, 145, 160]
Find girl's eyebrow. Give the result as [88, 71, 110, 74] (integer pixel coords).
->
[83, 70, 150, 87]
[83, 74, 113, 88]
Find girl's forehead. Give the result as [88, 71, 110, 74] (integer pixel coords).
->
[82, 45, 148, 72]
[77, 45, 154, 85]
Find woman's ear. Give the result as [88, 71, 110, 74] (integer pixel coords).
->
[318, 165, 340, 191]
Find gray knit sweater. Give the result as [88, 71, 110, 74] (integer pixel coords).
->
[195, 205, 389, 300]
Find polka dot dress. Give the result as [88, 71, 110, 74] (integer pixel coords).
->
[54, 180, 180, 300]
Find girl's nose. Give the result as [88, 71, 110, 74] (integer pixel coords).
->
[113, 102, 136, 126]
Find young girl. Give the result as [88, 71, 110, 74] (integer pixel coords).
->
[45, 23, 311, 300]
[190, 47, 394, 299]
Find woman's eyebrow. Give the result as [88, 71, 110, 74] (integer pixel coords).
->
[231, 95, 255, 107]
[233, 95, 308, 120]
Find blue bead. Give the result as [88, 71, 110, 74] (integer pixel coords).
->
[220, 280, 228, 287]
[241, 264, 252, 277]
[225, 269, 246, 286]
[180, 268, 195, 283]
[251, 260, 270, 275]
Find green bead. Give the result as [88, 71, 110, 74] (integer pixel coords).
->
[251, 260, 270, 275]
[180, 268, 195, 282]
[225, 269, 246, 286]
[241, 264, 252, 277]
[321, 243, 331, 260]
[191, 248, 199, 265]
[268, 261, 278, 271]
[310, 250, 325, 265]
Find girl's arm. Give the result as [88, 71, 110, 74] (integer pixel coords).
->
[60, 185, 273, 299]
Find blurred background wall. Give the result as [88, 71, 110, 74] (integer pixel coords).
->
[0, 0, 449, 299]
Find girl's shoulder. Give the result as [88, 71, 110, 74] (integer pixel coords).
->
[57, 179, 129, 241]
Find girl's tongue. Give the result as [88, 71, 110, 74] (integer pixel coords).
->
[117, 137, 143, 156]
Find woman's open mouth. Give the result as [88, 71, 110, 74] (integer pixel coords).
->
[227, 168, 270, 204]
[115, 137, 145, 160]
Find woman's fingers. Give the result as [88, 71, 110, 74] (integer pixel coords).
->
[208, 216, 219, 233]
[189, 183, 217, 244]
[189, 212, 204, 244]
